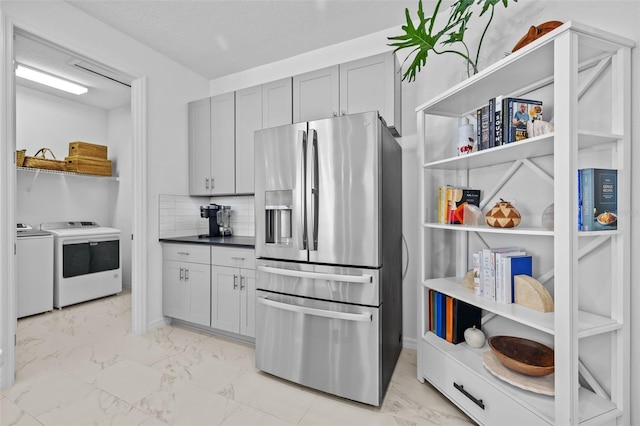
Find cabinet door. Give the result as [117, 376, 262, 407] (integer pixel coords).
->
[293, 65, 339, 123]
[210, 92, 236, 195]
[262, 78, 292, 128]
[339, 53, 401, 136]
[186, 262, 211, 327]
[188, 98, 212, 195]
[239, 268, 256, 338]
[162, 260, 189, 321]
[211, 265, 240, 333]
[235, 85, 262, 194]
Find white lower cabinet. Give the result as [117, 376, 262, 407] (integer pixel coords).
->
[211, 247, 256, 338]
[162, 244, 211, 327]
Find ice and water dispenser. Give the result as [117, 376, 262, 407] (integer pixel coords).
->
[264, 190, 292, 245]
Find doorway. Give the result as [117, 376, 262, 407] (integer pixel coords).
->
[0, 18, 148, 388]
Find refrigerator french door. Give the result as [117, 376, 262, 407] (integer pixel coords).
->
[255, 112, 380, 267]
[254, 112, 402, 406]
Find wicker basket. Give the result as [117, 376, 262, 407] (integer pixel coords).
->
[23, 148, 67, 171]
[16, 149, 26, 167]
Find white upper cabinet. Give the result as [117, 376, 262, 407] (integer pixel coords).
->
[262, 78, 293, 128]
[235, 85, 262, 194]
[292, 52, 402, 136]
[340, 53, 401, 136]
[188, 97, 212, 196]
[210, 92, 236, 195]
[293, 65, 340, 123]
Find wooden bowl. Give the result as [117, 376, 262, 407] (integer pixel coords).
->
[488, 336, 554, 377]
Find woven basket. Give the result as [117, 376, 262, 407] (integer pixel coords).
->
[23, 148, 67, 171]
[16, 149, 26, 167]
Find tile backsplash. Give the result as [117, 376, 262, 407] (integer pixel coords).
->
[159, 194, 255, 238]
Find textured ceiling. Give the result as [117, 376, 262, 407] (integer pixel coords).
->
[66, 0, 416, 80]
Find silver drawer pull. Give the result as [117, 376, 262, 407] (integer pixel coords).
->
[454, 382, 484, 410]
[258, 265, 372, 283]
[257, 296, 372, 322]
[231, 256, 246, 261]
[177, 251, 190, 256]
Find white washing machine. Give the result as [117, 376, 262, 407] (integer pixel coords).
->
[16, 224, 54, 318]
[39, 221, 122, 308]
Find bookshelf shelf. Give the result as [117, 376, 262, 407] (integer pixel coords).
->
[416, 22, 632, 426]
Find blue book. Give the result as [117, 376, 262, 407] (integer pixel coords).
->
[436, 292, 446, 338]
[580, 168, 617, 231]
[577, 169, 583, 231]
[508, 256, 533, 303]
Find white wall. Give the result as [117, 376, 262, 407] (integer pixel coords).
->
[211, 1, 640, 421]
[1, 0, 210, 331]
[15, 84, 115, 227]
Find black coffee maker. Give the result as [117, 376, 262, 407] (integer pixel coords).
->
[200, 203, 221, 237]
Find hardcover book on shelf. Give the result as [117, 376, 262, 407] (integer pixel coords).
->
[445, 296, 454, 343]
[502, 97, 543, 143]
[495, 250, 527, 303]
[451, 299, 482, 344]
[476, 104, 490, 150]
[481, 247, 520, 301]
[450, 188, 481, 225]
[436, 292, 446, 338]
[503, 255, 533, 303]
[493, 95, 504, 147]
[580, 168, 617, 231]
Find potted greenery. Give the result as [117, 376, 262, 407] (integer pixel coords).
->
[388, 0, 518, 82]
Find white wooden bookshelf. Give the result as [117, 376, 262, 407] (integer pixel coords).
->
[416, 22, 632, 425]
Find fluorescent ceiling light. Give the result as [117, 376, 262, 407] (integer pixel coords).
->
[15, 64, 88, 95]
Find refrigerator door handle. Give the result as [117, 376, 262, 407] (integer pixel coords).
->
[306, 128, 318, 251]
[257, 265, 373, 283]
[257, 296, 372, 322]
[296, 130, 307, 250]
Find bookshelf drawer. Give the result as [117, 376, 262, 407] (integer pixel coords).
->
[421, 339, 548, 425]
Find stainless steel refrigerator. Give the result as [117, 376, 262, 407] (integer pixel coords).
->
[254, 111, 402, 406]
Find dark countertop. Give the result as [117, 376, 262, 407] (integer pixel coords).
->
[160, 235, 255, 248]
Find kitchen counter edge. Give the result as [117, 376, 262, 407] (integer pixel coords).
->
[159, 235, 255, 248]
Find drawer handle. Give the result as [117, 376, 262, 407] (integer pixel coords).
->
[453, 382, 485, 410]
[177, 251, 190, 256]
[231, 256, 246, 261]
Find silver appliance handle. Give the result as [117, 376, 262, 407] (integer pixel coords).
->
[257, 296, 371, 322]
[296, 129, 307, 250]
[306, 128, 318, 251]
[257, 265, 372, 283]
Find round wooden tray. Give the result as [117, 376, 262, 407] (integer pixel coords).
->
[488, 335, 554, 376]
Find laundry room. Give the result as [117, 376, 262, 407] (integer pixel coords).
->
[14, 29, 134, 312]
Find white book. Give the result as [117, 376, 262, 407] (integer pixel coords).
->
[482, 247, 520, 301]
[496, 251, 526, 303]
[473, 251, 481, 296]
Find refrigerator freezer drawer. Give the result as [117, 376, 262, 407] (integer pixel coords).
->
[255, 290, 381, 405]
[256, 259, 380, 306]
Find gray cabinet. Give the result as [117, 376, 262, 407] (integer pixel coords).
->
[210, 92, 235, 195]
[293, 52, 401, 135]
[162, 244, 211, 327]
[189, 79, 293, 196]
[262, 78, 293, 128]
[293, 65, 339, 123]
[188, 98, 212, 195]
[188, 93, 235, 196]
[210, 247, 256, 338]
[235, 85, 262, 194]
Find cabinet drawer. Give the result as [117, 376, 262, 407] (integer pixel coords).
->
[163, 243, 210, 264]
[421, 339, 548, 426]
[211, 247, 255, 269]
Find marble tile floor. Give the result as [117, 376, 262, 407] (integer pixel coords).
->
[2, 290, 474, 426]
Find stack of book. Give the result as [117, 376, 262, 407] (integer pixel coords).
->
[437, 185, 481, 224]
[473, 247, 532, 303]
[476, 97, 544, 149]
[428, 290, 482, 344]
[578, 168, 617, 231]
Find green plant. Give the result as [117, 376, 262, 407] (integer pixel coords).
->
[388, 0, 517, 82]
